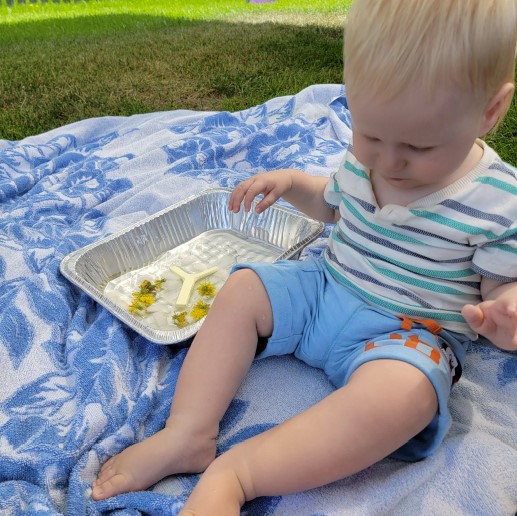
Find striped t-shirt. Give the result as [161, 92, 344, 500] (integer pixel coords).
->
[323, 140, 517, 338]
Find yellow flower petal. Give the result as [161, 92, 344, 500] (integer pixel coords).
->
[197, 281, 217, 298]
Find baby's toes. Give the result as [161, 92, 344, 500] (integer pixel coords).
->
[96, 458, 116, 482]
[91, 472, 132, 501]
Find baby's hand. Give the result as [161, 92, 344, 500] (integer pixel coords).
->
[462, 299, 517, 351]
[228, 169, 294, 214]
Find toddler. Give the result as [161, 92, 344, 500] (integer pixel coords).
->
[92, 0, 517, 513]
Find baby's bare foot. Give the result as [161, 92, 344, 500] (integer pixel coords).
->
[91, 425, 216, 500]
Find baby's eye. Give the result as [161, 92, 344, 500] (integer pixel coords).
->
[366, 135, 381, 142]
[407, 144, 434, 152]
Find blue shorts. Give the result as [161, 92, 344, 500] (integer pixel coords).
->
[232, 257, 471, 461]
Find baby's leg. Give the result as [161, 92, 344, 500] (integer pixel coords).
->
[179, 359, 438, 515]
[91, 269, 273, 501]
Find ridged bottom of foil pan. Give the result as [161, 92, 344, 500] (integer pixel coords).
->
[60, 188, 325, 344]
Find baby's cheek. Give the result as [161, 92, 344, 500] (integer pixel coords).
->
[351, 142, 372, 167]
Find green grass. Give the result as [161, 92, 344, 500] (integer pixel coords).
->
[0, 0, 515, 165]
[0, 1, 347, 138]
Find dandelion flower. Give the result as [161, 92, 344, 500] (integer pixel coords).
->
[197, 281, 217, 298]
[128, 298, 146, 313]
[139, 278, 166, 295]
[190, 300, 211, 321]
[153, 278, 166, 290]
[138, 294, 155, 307]
[128, 277, 166, 314]
[139, 280, 154, 294]
[172, 311, 188, 328]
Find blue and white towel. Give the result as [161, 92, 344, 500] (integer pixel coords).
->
[0, 84, 515, 515]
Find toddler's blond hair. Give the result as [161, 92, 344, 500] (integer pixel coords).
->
[344, 0, 516, 114]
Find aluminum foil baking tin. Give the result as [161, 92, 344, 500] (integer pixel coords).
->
[60, 188, 325, 344]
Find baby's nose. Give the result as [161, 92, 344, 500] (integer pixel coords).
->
[379, 149, 406, 172]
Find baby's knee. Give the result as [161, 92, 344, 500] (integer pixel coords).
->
[212, 269, 253, 304]
[214, 269, 272, 331]
[221, 268, 269, 306]
[226, 267, 262, 288]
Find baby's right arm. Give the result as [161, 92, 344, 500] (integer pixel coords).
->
[228, 168, 338, 223]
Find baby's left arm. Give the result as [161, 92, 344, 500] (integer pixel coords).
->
[462, 278, 517, 351]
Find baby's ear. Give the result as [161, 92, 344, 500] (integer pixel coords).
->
[480, 82, 515, 135]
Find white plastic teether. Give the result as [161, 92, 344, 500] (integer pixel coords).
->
[170, 265, 218, 308]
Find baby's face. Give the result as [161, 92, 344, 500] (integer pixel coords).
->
[348, 85, 485, 192]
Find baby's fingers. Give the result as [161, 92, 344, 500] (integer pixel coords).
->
[229, 179, 256, 213]
[254, 188, 282, 214]
[235, 178, 275, 213]
[461, 304, 485, 331]
[503, 300, 517, 317]
[241, 180, 270, 212]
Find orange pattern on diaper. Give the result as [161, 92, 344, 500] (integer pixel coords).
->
[398, 316, 442, 335]
[403, 334, 441, 364]
[364, 333, 441, 365]
[364, 316, 443, 365]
